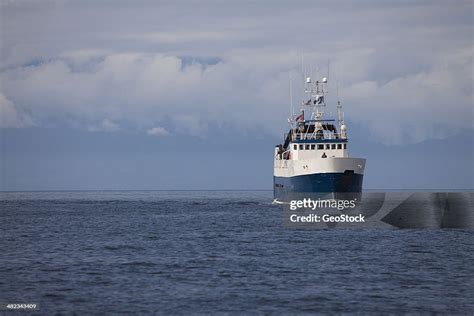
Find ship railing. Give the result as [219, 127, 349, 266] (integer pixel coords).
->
[275, 150, 291, 161]
[290, 132, 346, 141]
[274, 157, 289, 168]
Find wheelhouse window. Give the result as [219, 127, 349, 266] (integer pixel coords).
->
[311, 144, 315, 150]
[305, 144, 310, 150]
[326, 144, 330, 150]
[337, 144, 342, 149]
[294, 144, 297, 150]
[331, 144, 336, 150]
[318, 144, 324, 150]
[344, 144, 347, 149]
[299, 144, 304, 150]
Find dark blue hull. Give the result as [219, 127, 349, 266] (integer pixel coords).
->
[274, 171, 363, 200]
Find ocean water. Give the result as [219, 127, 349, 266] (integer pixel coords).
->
[1, 191, 473, 314]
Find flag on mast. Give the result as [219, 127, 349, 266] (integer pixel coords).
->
[295, 111, 304, 122]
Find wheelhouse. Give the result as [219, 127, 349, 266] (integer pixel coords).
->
[276, 118, 348, 160]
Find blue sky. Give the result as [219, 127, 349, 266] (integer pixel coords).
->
[0, 0, 473, 190]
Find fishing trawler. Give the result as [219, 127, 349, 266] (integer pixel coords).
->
[273, 75, 366, 200]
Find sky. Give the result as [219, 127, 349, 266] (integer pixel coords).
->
[0, 0, 473, 190]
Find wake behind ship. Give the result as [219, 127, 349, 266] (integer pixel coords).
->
[274, 74, 366, 201]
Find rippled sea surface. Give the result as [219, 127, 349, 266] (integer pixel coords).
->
[1, 191, 473, 314]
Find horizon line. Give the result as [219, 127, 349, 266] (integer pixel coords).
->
[0, 189, 472, 193]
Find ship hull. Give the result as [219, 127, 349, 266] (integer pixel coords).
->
[274, 171, 363, 200]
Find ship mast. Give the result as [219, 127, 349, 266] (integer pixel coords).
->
[289, 63, 349, 139]
[302, 74, 328, 131]
[336, 80, 347, 139]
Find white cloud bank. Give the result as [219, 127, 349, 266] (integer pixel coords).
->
[1, 50, 472, 144]
[0, 52, 293, 137]
[147, 126, 170, 136]
[0, 93, 34, 128]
